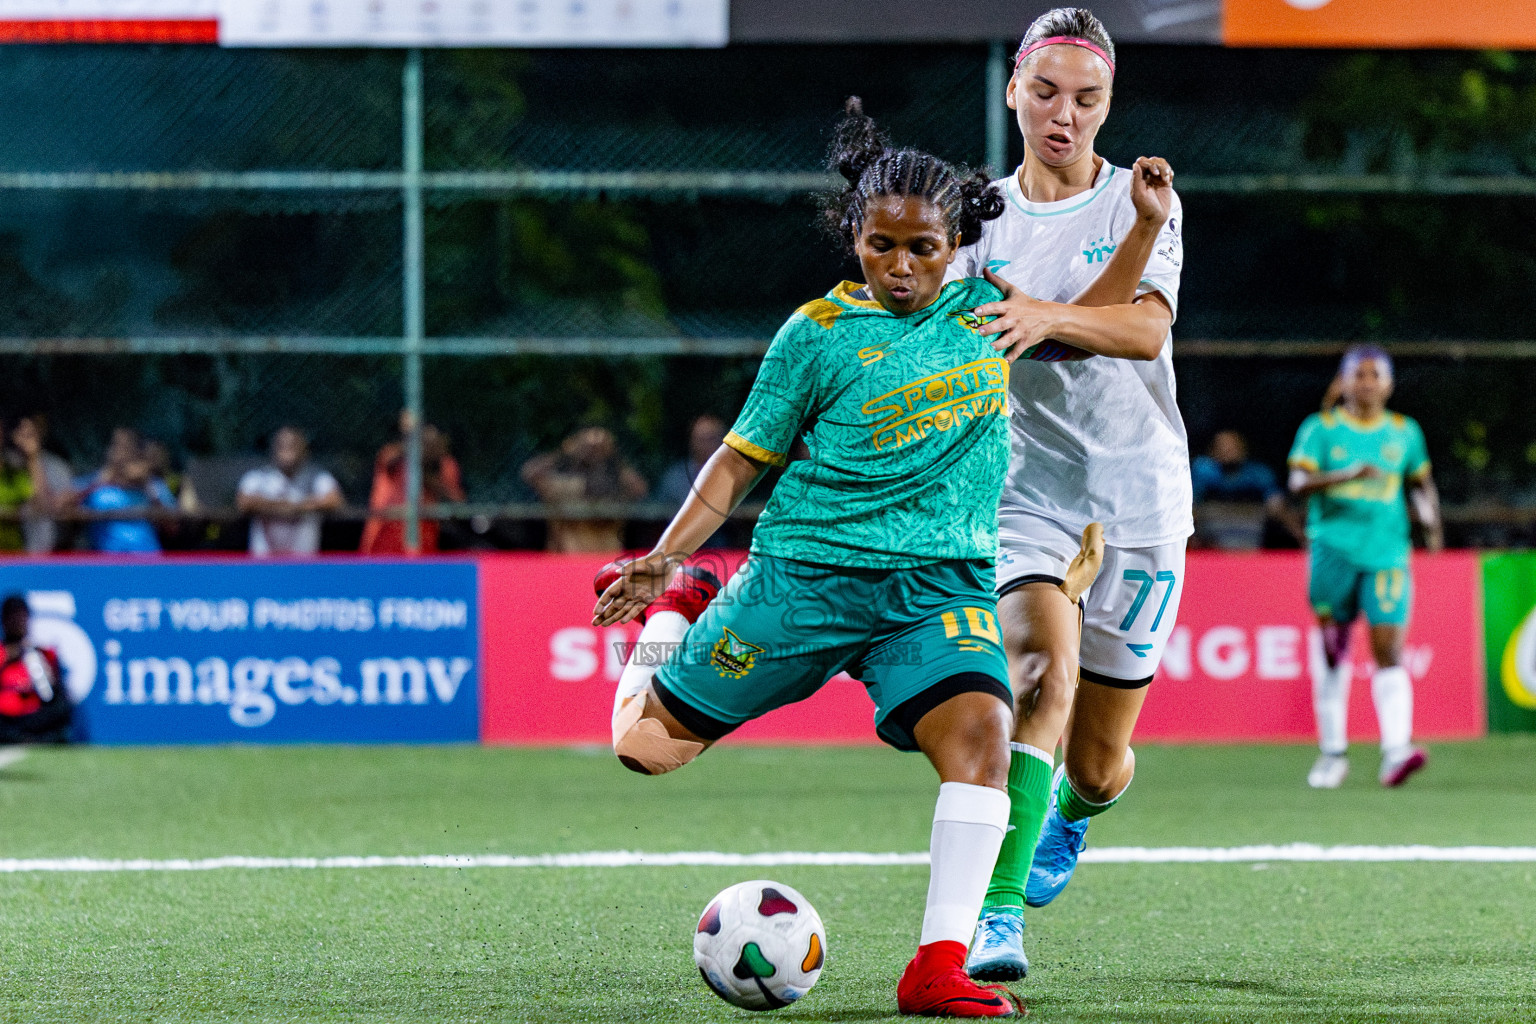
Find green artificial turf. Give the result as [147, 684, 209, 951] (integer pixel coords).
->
[2, 738, 1534, 1022]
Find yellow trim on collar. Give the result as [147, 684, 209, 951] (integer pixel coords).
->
[832, 280, 883, 310]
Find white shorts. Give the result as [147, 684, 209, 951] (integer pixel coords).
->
[996, 510, 1187, 686]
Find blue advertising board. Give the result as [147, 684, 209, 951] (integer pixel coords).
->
[0, 560, 479, 744]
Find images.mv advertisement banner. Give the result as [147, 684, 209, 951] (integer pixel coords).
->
[0, 560, 479, 744]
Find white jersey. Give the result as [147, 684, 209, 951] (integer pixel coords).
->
[949, 161, 1193, 548]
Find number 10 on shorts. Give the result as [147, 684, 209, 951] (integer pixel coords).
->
[1119, 570, 1177, 633]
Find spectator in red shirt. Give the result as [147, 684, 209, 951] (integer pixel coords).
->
[359, 416, 466, 555]
[0, 594, 72, 744]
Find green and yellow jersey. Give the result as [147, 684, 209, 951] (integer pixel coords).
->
[1287, 408, 1430, 569]
[726, 277, 1010, 569]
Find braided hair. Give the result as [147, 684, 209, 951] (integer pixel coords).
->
[821, 97, 1005, 254]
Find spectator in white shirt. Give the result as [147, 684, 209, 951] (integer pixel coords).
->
[236, 427, 343, 557]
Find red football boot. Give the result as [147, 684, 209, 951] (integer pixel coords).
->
[592, 559, 723, 625]
[898, 941, 1017, 1017]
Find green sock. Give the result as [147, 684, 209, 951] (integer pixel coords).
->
[1056, 773, 1124, 823]
[980, 743, 1055, 912]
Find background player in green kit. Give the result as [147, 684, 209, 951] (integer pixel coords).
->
[1288, 344, 1443, 790]
[593, 100, 1099, 1018]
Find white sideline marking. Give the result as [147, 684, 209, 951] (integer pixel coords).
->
[2, 845, 1536, 873]
[0, 749, 27, 770]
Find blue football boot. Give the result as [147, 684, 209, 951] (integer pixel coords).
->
[965, 908, 1028, 982]
[1025, 766, 1090, 908]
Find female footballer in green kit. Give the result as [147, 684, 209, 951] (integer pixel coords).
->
[593, 102, 1099, 1017]
[1289, 344, 1442, 790]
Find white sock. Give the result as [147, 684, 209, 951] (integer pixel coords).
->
[1313, 660, 1351, 756]
[918, 782, 1009, 947]
[1372, 666, 1414, 755]
[611, 610, 689, 720]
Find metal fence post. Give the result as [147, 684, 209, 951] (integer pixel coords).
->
[402, 48, 425, 553]
[986, 40, 1009, 177]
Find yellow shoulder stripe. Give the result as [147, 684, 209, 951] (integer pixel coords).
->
[1320, 411, 1337, 428]
[1288, 457, 1319, 471]
[795, 298, 842, 329]
[725, 430, 787, 467]
[1392, 413, 1406, 428]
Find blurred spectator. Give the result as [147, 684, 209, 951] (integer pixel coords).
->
[360, 416, 466, 555]
[71, 427, 174, 554]
[14, 416, 73, 555]
[1192, 430, 1305, 550]
[0, 418, 58, 554]
[521, 426, 649, 553]
[237, 427, 344, 558]
[143, 439, 200, 513]
[657, 414, 729, 549]
[0, 594, 72, 744]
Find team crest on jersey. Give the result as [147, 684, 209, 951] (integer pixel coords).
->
[711, 628, 764, 679]
[947, 310, 993, 334]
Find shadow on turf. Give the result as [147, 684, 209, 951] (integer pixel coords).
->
[0, 770, 44, 783]
[1168, 976, 1293, 996]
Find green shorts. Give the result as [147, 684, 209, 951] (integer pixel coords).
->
[652, 553, 1011, 752]
[1308, 543, 1412, 627]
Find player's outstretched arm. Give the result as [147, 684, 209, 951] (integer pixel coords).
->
[1073, 156, 1175, 309]
[1408, 471, 1444, 552]
[592, 444, 767, 627]
[1286, 462, 1382, 498]
[976, 269, 1173, 362]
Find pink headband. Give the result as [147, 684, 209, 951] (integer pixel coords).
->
[1015, 36, 1115, 77]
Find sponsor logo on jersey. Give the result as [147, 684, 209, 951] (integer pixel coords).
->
[711, 628, 764, 679]
[862, 358, 1008, 452]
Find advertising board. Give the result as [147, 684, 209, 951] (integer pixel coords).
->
[0, 560, 480, 744]
[479, 550, 1485, 748]
[1481, 551, 1536, 733]
[1139, 550, 1484, 742]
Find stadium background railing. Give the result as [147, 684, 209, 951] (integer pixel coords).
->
[2, 44, 1534, 548]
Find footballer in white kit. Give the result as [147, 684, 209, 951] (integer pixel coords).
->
[950, 160, 1190, 686]
[948, 7, 1194, 986]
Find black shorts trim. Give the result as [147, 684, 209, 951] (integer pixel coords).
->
[651, 678, 737, 742]
[879, 671, 1013, 753]
[997, 573, 1065, 599]
[1079, 665, 1154, 690]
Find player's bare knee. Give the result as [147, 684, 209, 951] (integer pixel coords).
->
[1008, 647, 1075, 716]
[611, 692, 704, 776]
[1067, 747, 1132, 803]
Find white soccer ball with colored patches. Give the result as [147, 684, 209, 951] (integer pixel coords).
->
[693, 880, 826, 1010]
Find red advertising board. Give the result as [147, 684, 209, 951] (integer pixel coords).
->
[478, 552, 882, 746]
[479, 550, 1485, 748]
[1140, 550, 1484, 742]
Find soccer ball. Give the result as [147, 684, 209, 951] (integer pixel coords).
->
[693, 880, 826, 1010]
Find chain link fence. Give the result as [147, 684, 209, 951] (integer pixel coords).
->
[0, 44, 1533, 551]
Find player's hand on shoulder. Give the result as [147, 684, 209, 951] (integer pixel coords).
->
[976, 268, 1055, 363]
[1130, 156, 1175, 226]
[592, 550, 679, 627]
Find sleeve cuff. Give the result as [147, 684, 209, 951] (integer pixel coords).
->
[1288, 458, 1319, 471]
[725, 430, 787, 467]
[1136, 279, 1178, 320]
